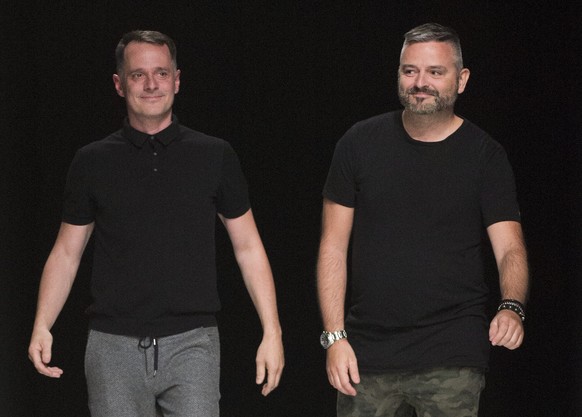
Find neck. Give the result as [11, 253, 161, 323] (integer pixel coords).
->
[128, 113, 173, 135]
[402, 109, 462, 142]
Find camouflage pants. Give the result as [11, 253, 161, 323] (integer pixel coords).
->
[337, 367, 485, 417]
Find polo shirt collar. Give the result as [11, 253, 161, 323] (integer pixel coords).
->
[123, 115, 180, 148]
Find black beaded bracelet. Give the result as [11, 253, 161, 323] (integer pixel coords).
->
[498, 299, 526, 322]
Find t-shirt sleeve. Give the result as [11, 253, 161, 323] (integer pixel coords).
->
[323, 126, 358, 208]
[480, 142, 521, 227]
[62, 149, 96, 225]
[216, 142, 251, 218]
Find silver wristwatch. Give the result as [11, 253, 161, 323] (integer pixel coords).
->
[320, 330, 347, 349]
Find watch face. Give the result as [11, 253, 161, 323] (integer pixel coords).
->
[320, 332, 331, 349]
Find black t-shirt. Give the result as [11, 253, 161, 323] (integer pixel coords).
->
[324, 111, 521, 371]
[63, 117, 250, 337]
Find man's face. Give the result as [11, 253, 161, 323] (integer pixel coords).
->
[397, 41, 468, 115]
[113, 42, 180, 127]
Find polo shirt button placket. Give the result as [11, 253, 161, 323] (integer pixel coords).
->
[150, 136, 159, 173]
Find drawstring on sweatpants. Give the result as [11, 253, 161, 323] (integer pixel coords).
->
[138, 337, 158, 376]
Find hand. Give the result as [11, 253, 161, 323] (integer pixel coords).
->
[255, 332, 284, 396]
[326, 339, 360, 396]
[28, 327, 64, 378]
[489, 309, 525, 350]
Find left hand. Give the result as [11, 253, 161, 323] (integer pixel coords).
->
[489, 309, 525, 350]
[255, 333, 284, 396]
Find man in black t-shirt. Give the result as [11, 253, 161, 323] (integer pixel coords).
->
[28, 30, 284, 417]
[317, 23, 528, 417]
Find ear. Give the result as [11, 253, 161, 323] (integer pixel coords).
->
[174, 69, 181, 94]
[457, 68, 470, 94]
[112, 74, 125, 97]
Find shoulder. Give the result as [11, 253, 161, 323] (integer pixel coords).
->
[176, 125, 240, 168]
[73, 130, 125, 161]
[454, 119, 514, 177]
[349, 111, 401, 135]
[456, 118, 507, 155]
[337, 111, 402, 148]
[178, 125, 232, 149]
[458, 118, 502, 147]
[176, 125, 240, 164]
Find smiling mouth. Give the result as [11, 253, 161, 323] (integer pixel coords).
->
[412, 92, 434, 98]
[410, 89, 436, 96]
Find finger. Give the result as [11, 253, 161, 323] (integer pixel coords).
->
[28, 346, 40, 364]
[490, 320, 510, 346]
[41, 348, 53, 366]
[43, 366, 64, 378]
[337, 381, 357, 396]
[261, 364, 283, 396]
[488, 319, 498, 341]
[330, 372, 345, 394]
[337, 369, 357, 396]
[261, 375, 276, 396]
[256, 361, 266, 385]
[500, 321, 523, 348]
[349, 361, 360, 385]
[515, 332, 524, 348]
[261, 377, 273, 396]
[503, 335, 518, 349]
[28, 347, 51, 376]
[35, 361, 64, 378]
[261, 368, 274, 396]
[270, 363, 283, 388]
[326, 367, 336, 387]
[504, 328, 524, 350]
[328, 369, 342, 392]
[327, 353, 358, 396]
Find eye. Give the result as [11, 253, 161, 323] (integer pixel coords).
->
[428, 67, 447, 77]
[157, 70, 169, 79]
[131, 73, 143, 81]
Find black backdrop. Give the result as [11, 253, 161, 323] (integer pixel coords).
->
[2, 1, 580, 416]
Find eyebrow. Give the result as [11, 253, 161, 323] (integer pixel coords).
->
[427, 65, 448, 71]
[128, 66, 172, 74]
[400, 64, 449, 72]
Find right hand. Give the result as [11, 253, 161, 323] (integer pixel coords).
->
[326, 339, 360, 396]
[28, 327, 63, 378]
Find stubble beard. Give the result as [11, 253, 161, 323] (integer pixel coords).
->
[398, 79, 458, 115]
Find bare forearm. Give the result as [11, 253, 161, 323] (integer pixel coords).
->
[487, 221, 529, 304]
[317, 200, 353, 331]
[317, 244, 347, 330]
[33, 250, 81, 331]
[33, 222, 93, 331]
[236, 246, 281, 335]
[489, 244, 528, 350]
[498, 245, 529, 303]
[220, 211, 281, 335]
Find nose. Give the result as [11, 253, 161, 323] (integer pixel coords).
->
[413, 71, 430, 88]
[143, 74, 158, 91]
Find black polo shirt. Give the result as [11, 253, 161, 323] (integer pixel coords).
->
[63, 116, 250, 337]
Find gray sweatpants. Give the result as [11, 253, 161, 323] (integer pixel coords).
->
[85, 327, 220, 417]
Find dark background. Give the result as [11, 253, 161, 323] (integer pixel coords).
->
[2, 1, 580, 416]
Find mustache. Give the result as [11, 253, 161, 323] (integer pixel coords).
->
[406, 86, 439, 96]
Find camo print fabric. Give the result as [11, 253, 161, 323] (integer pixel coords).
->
[337, 367, 485, 417]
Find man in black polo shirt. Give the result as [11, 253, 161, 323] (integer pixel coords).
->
[28, 30, 284, 417]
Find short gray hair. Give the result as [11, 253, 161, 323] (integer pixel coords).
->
[402, 23, 464, 70]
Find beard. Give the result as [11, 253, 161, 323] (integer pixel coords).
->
[398, 78, 458, 115]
